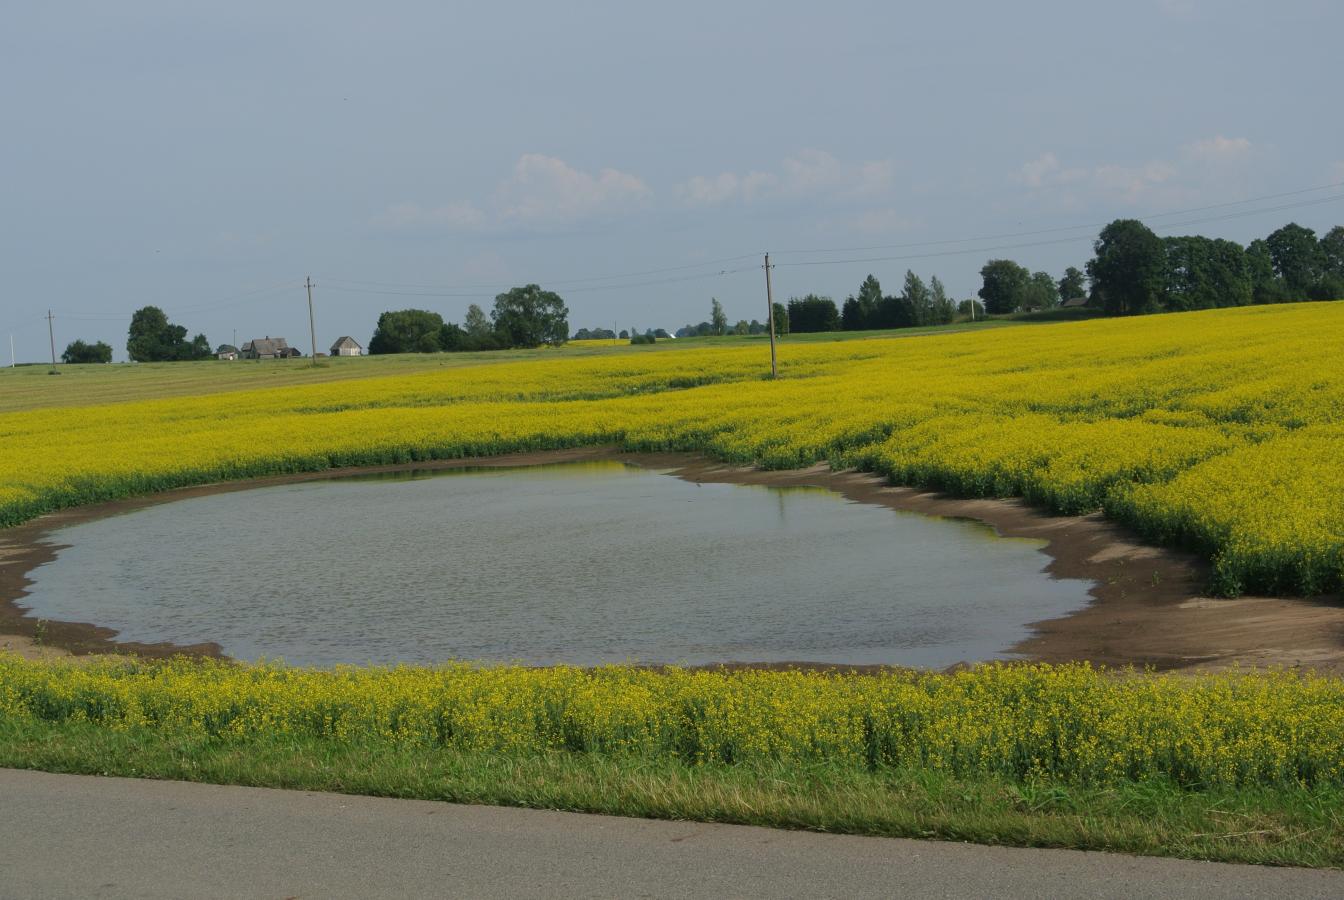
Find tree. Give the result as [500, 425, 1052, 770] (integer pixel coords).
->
[977, 259, 1030, 314]
[732, 319, 750, 335]
[772, 302, 789, 336]
[1264, 223, 1321, 298]
[368, 309, 445, 354]
[1321, 226, 1344, 278]
[710, 298, 728, 336]
[841, 275, 882, 329]
[1021, 271, 1059, 310]
[61, 339, 112, 364]
[929, 276, 956, 325]
[958, 298, 986, 319]
[437, 322, 466, 351]
[126, 306, 212, 361]
[787, 295, 840, 332]
[1162, 236, 1251, 311]
[898, 270, 931, 326]
[1058, 266, 1087, 302]
[1086, 219, 1165, 315]
[492, 285, 569, 348]
[1245, 239, 1289, 303]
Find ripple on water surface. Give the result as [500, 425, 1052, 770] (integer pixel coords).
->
[20, 462, 1094, 668]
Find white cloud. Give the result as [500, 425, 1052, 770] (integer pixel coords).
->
[1015, 136, 1254, 207]
[1016, 153, 1087, 189]
[1183, 135, 1252, 162]
[1089, 161, 1180, 202]
[371, 154, 650, 231]
[677, 149, 898, 206]
[496, 154, 651, 224]
[680, 172, 741, 206]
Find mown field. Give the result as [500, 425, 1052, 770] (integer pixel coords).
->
[2, 302, 1341, 595]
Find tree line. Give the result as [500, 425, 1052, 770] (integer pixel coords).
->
[1081, 220, 1343, 316]
[369, 285, 569, 354]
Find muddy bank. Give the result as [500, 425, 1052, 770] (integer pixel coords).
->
[1, 446, 1340, 673]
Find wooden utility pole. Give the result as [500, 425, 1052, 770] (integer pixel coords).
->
[46, 310, 57, 372]
[764, 253, 777, 379]
[305, 276, 317, 366]
[9, 333, 15, 368]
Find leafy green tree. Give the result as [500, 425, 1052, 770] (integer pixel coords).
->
[368, 309, 445, 354]
[958, 298, 986, 319]
[929, 276, 956, 325]
[1057, 266, 1087, 302]
[772, 302, 789, 336]
[1264, 223, 1321, 298]
[1245, 239, 1290, 303]
[61, 339, 113, 364]
[732, 319, 751, 335]
[492, 285, 569, 348]
[1321, 226, 1344, 278]
[786, 295, 840, 332]
[126, 306, 211, 361]
[1086, 220, 1165, 315]
[841, 275, 882, 329]
[710, 298, 728, 336]
[897, 270, 931, 326]
[437, 322, 466, 351]
[1162, 236, 1251, 310]
[977, 259, 1030, 314]
[1017, 271, 1059, 311]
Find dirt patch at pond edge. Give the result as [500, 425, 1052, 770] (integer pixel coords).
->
[2, 447, 1341, 673]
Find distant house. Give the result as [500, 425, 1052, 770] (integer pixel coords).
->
[1060, 297, 1090, 309]
[217, 349, 238, 361]
[329, 336, 364, 357]
[240, 337, 294, 360]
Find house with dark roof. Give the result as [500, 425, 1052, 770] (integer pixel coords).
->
[330, 336, 364, 357]
[240, 337, 296, 360]
[1060, 297, 1091, 309]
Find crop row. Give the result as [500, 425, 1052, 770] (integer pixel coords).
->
[2, 657, 1341, 788]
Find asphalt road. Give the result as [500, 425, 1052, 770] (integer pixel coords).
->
[1, 768, 1340, 899]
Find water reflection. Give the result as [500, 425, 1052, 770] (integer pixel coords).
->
[20, 461, 1093, 668]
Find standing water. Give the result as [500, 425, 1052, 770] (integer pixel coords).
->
[18, 462, 1093, 668]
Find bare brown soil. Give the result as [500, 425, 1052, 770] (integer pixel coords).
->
[2, 446, 1341, 672]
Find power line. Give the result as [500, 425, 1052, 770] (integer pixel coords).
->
[774, 180, 1344, 256]
[320, 265, 760, 300]
[776, 192, 1344, 269]
[321, 252, 762, 293]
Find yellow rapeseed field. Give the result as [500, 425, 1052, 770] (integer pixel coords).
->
[1, 302, 1341, 594]
[2, 656, 1341, 788]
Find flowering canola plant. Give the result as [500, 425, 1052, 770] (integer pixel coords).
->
[2, 656, 1341, 788]
[0, 303, 1341, 595]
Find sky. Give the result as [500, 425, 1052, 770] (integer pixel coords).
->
[2, 0, 1341, 362]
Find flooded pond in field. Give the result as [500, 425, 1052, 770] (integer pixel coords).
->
[19, 462, 1094, 668]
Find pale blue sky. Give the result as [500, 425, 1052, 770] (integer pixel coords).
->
[3, 0, 1341, 360]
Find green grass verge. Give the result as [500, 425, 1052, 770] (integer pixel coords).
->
[1, 717, 1339, 868]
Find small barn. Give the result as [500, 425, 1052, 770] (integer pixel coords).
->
[1060, 297, 1090, 309]
[240, 337, 291, 360]
[330, 336, 364, 357]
